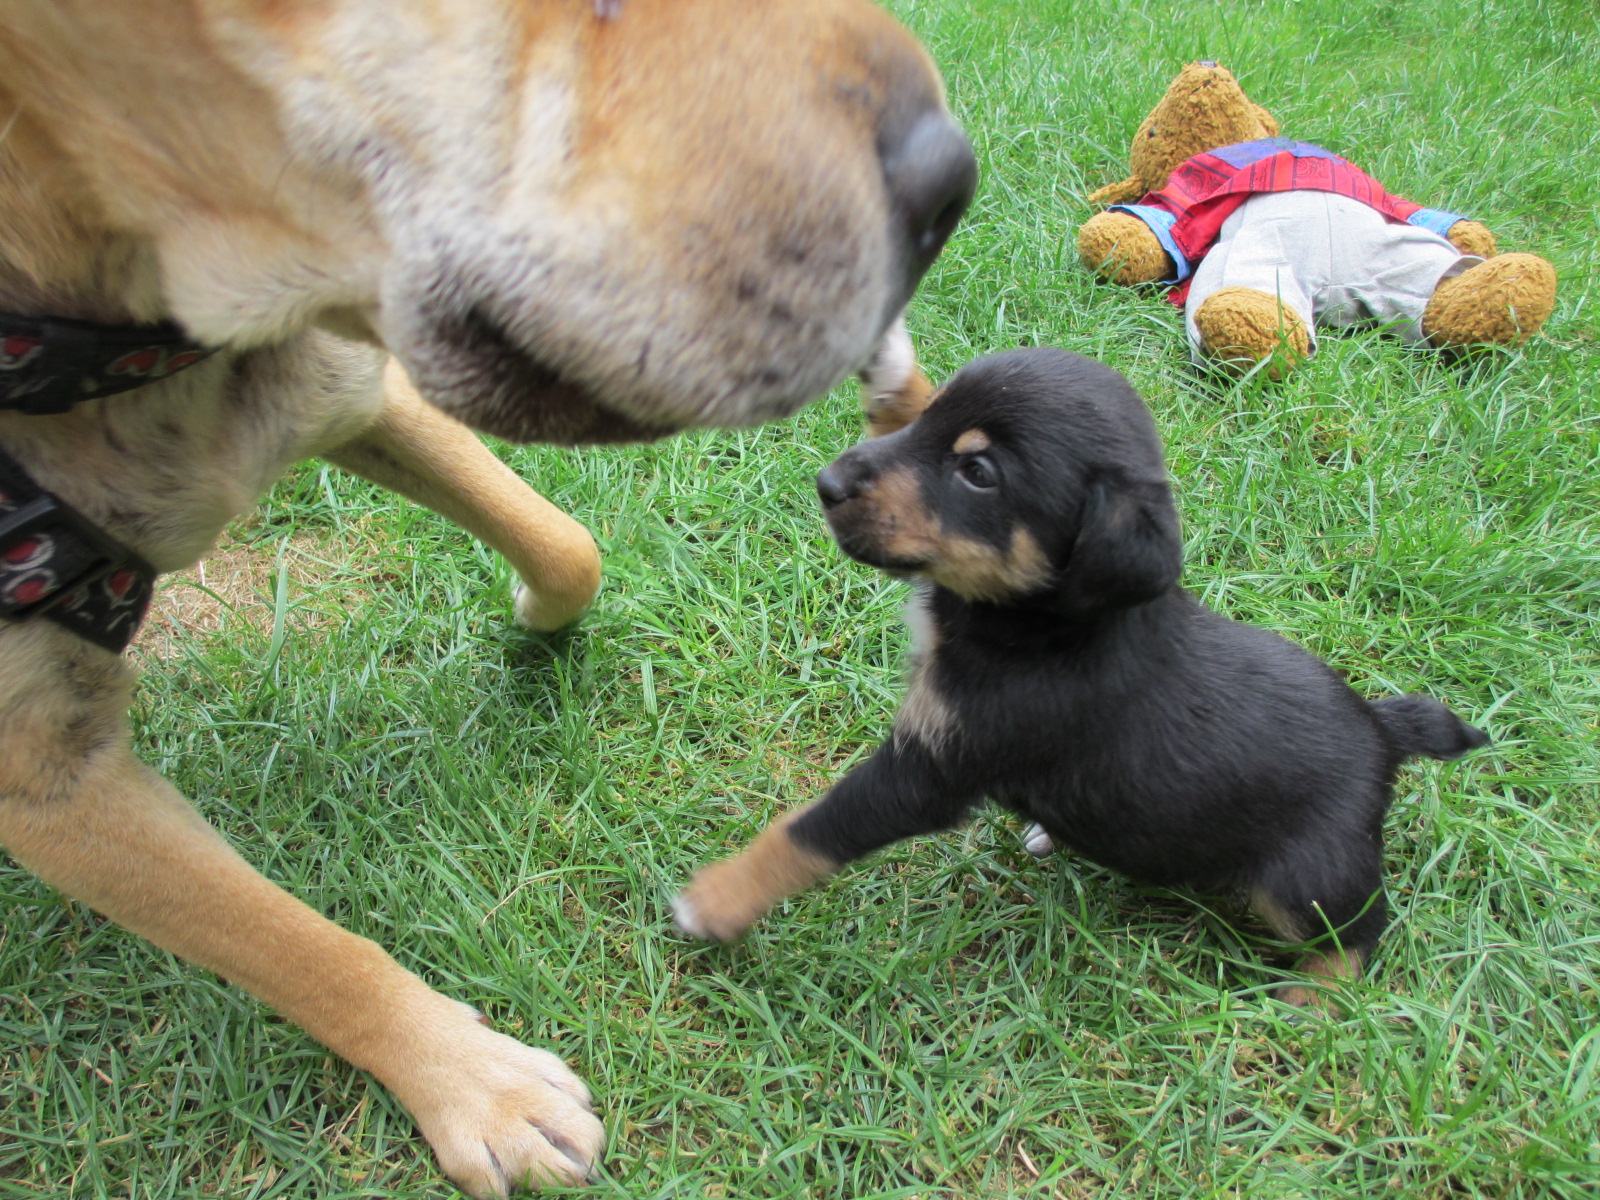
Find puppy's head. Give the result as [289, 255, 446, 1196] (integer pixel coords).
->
[817, 348, 1182, 616]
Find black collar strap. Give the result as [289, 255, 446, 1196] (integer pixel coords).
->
[1, 314, 215, 414]
[0, 444, 156, 653]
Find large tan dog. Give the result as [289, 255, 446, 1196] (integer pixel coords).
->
[0, 1, 971, 1194]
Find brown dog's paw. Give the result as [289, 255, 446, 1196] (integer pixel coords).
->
[397, 1003, 603, 1197]
[512, 580, 593, 634]
[859, 315, 936, 437]
[509, 518, 603, 633]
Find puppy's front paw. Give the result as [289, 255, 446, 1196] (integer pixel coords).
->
[674, 812, 837, 941]
[1275, 948, 1364, 1015]
[672, 858, 766, 942]
[1021, 823, 1055, 858]
[397, 1003, 603, 1197]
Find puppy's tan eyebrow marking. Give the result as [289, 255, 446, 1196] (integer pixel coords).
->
[953, 428, 991, 455]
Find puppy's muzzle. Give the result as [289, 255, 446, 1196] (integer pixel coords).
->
[816, 451, 876, 510]
[817, 440, 922, 572]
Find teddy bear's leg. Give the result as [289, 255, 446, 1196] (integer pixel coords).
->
[1183, 195, 1318, 378]
[1422, 253, 1558, 349]
[1191, 287, 1312, 378]
[1312, 193, 1497, 348]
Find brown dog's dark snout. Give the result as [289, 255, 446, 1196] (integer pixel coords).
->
[882, 111, 977, 278]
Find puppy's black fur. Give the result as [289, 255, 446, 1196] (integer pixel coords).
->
[787, 348, 1486, 998]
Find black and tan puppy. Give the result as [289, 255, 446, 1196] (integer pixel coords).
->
[674, 347, 1488, 1005]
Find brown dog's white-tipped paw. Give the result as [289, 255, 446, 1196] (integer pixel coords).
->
[858, 314, 936, 437]
[405, 1015, 603, 1197]
[512, 581, 586, 633]
[859, 314, 918, 397]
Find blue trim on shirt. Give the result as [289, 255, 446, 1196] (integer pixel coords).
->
[1108, 204, 1191, 282]
[1209, 138, 1342, 168]
[1407, 207, 1468, 239]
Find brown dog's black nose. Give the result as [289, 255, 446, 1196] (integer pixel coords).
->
[882, 110, 977, 281]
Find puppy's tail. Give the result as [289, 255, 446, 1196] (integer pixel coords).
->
[1369, 694, 1490, 761]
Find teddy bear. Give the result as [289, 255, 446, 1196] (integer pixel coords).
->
[1076, 62, 1557, 377]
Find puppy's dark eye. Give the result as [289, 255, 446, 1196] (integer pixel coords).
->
[957, 455, 998, 491]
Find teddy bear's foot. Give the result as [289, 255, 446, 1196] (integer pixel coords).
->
[1077, 211, 1174, 285]
[1193, 287, 1311, 379]
[1422, 253, 1557, 350]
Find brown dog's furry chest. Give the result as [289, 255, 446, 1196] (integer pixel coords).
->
[0, 332, 386, 792]
[0, 333, 386, 574]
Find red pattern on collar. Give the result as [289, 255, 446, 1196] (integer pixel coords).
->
[0, 315, 215, 414]
[0, 449, 155, 653]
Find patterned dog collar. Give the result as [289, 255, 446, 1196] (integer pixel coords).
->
[0, 313, 215, 414]
[0, 444, 156, 653]
[0, 311, 215, 650]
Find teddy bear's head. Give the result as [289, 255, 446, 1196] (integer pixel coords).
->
[1090, 62, 1280, 206]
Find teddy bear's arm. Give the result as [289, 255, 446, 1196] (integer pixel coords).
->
[1077, 211, 1175, 285]
[1087, 176, 1149, 207]
[1446, 220, 1498, 258]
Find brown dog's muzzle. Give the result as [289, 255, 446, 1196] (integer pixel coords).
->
[379, 0, 977, 447]
[882, 111, 977, 303]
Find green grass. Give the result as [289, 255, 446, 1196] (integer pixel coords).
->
[4, 0, 1599, 1196]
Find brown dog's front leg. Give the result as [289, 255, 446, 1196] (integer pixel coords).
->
[858, 315, 936, 438]
[0, 748, 603, 1197]
[327, 361, 602, 632]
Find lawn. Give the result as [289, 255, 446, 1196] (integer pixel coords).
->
[2, 0, 1597, 1196]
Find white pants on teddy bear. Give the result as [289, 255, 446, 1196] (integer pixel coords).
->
[1183, 190, 1484, 363]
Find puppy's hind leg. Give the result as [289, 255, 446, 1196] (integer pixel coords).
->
[1020, 823, 1055, 857]
[1, 746, 603, 1197]
[1248, 844, 1389, 1011]
[325, 360, 602, 632]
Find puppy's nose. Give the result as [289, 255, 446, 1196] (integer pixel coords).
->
[882, 110, 977, 280]
[818, 456, 879, 509]
[816, 463, 852, 509]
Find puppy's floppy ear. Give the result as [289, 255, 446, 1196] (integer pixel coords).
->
[1053, 473, 1182, 617]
